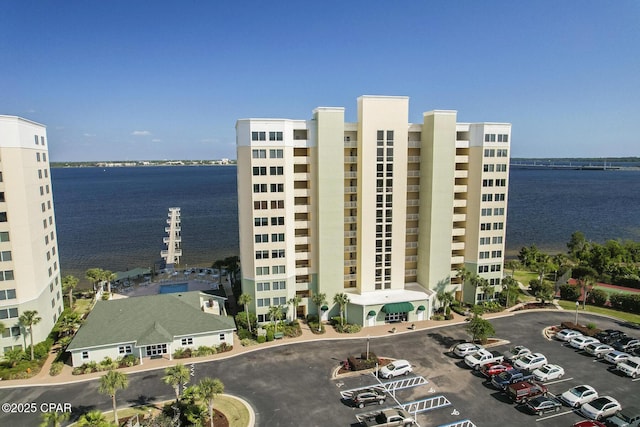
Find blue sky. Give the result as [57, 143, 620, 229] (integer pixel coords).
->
[2, 1, 639, 161]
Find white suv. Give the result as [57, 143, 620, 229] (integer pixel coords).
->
[379, 359, 412, 379]
[514, 353, 548, 371]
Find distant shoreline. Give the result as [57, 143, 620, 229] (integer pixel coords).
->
[50, 161, 236, 168]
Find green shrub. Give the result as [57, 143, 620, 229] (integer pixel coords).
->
[119, 354, 139, 367]
[266, 330, 275, 341]
[49, 362, 64, 376]
[237, 328, 252, 340]
[99, 357, 118, 371]
[335, 323, 361, 333]
[173, 348, 192, 359]
[101, 292, 110, 300]
[588, 289, 608, 307]
[559, 284, 581, 301]
[306, 314, 319, 323]
[256, 335, 266, 344]
[217, 342, 231, 352]
[240, 338, 256, 346]
[193, 346, 213, 357]
[586, 322, 597, 330]
[432, 314, 445, 321]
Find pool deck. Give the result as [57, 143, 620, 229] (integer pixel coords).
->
[112, 275, 225, 299]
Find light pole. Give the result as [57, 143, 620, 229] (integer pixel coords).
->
[575, 301, 580, 325]
[366, 335, 370, 360]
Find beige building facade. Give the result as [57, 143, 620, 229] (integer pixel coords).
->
[0, 116, 63, 354]
[236, 96, 511, 327]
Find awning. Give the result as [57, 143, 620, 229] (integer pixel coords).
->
[417, 305, 426, 311]
[321, 305, 329, 311]
[367, 310, 376, 317]
[381, 302, 415, 314]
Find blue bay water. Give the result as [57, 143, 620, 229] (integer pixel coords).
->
[51, 166, 640, 282]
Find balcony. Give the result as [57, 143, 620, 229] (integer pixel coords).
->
[294, 172, 311, 181]
[344, 230, 357, 238]
[161, 249, 183, 257]
[344, 216, 357, 223]
[406, 228, 418, 235]
[344, 259, 357, 267]
[295, 235, 310, 245]
[408, 140, 421, 148]
[294, 188, 310, 197]
[451, 255, 464, 265]
[405, 269, 417, 276]
[452, 228, 465, 236]
[451, 241, 465, 251]
[455, 140, 470, 149]
[406, 213, 419, 221]
[454, 185, 468, 193]
[345, 186, 357, 194]
[405, 255, 417, 262]
[455, 155, 469, 164]
[344, 274, 356, 281]
[163, 236, 182, 244]
[452, 213, 466, 222]
[408, 156, 421, 163]
[455, 169, 468, 179]
[345, 245, 357, 252]
[407, 199, 420, 206]
[344, 140, 357, 148]
[406, 241, 418, 249]
[407, 185, 420, 192]
[344, 171, 357, 179]
[344, 201, 357, 208]
[407, 170, 420, 177]
[345, 156, 357, 163]
[453, 199, 467, 208]
[165, 226, 182, 232]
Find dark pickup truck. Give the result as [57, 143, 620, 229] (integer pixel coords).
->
[491, 368, 535, 390]
[506, 381, 548, 404]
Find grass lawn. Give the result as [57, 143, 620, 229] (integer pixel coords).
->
[72, 297, 93, 317]
[512, 270, 539, 287]
[70, 395, 251, 427]
[557, 300, 640, 324]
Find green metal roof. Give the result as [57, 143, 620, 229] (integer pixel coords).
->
[380, 302, 415, 314]
[68, 291, 235, 351]
[367, 310, 376, 316]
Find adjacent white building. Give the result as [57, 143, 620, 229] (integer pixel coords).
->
[0, 116, 64, 354]
[234, 95, 511, 327]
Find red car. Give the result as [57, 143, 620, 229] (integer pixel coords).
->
[572, 421, 606, 427]
[480, 362, 512, 377]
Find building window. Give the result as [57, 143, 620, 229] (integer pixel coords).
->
[483, 164, 495, 172]
[492, 250, 503, 258]
[254, 217, 268, 226]
[270, 166, 284, 175]
[492, 236, 503, 244]
[479, 237, 490, 245]
[0, 270, 14, 281]
[482, 179, 494, 187]
[271, 249, 285, 258]
[268, 132, 283, 141]
[36, 152, 41, 161]
[255, 250, 269, 259]
[257, 282, 270, 291]
[272, 280, 286, 290]
[271, 233, 285, 242]
[82, 351, 89, 360]
[478, 265, 489, 273]
[145, 344, 168, 356]
[257, 314, 266, 322]
[44, 169, 48, 178]
[0, 212, 7, 222]
[484, 134, 496, 142]
[118, 345, 132, 354]
[497, 134, 509, 142]
[1, 326, 20, 338]
[180, 337, 193, 346]
[0, 251, 11, 261]
[493, 207, 505, 216]
[480, 223, 491, 231]
[483, 149, 495, 157]
[481, 208, 492, 216]
[479, 251, 490, 259]
[42, 153, 47, 162]
[256, 267, 270, 276]
[496, 164, 508, 172]
[0, 232, 8, 242]
[252, 166, 267, 176]
[0, 289, 17, 300]
[219, 333, 226, 341]
[270, 216, 284, 226]
[257, 298, 270, 307]
[494, 193, 505, 201]
[481, 194, 493, 202]
[252, 149, 266, 158]
[269, 148, 284, 158]
[255, 234, 268, 243]
[497, 149, 508, 157]
[270, 183, 284, 192]
[271, 200, 284, 209]
[272, 265, 285, 274]
[251, 132, 266, 141]
[493, 222, 504, 230]
[254, 200, 268, 210]
[253, 184, 267, 193]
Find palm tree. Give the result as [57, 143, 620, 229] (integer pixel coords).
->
[505, 260, 520, 278]
[288, 295, 302, 321]
[268, 305, 284, 331]
[333, 292, 350, 326]
[98, 369, 129, 425]
[501, 276, 519, 308]
[469, 274, 484, 304]
[62, 275, 79, 309]
[311, 292, 327, 332]
[580, 276, 596, 310]
[479, 279, 494, 302]
[456, 267, 473, 302]
[101, 270, 116, 295]
[163, 363, 191, 402]
[76, 410, 112, 427]
[237, 293, 252, 334]
[436, 290, 455, 314]
[86, 267, 104, 294]
[40, 411, 70, 427]
[197, 377, 224, 427]
[19, 310, 42, 361]
[58, 312, 81, 337]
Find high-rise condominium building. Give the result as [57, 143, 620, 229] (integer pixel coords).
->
[0, 116, 63, 354]
[236, 96, 510, 327]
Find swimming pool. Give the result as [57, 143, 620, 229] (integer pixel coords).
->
[159, 283, 189, 294]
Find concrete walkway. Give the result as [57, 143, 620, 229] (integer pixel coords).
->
[0, 310, 517, 389]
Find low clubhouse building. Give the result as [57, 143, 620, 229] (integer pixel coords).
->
[67, 291, 235, 367]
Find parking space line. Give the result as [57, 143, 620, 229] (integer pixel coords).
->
[543, 377, 573, 385]
[402, 395, 451, 414]
[438, 419, 477, 427]
[536, 409, 576, 421]
[632, 377, 640, 382]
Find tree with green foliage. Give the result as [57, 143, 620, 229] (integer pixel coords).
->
[436, 290, 455, 313]
[311, 292, 327, 332]
[579, 276, 596, 310]
[456, 266, 473, 301]
[567, 231, 588, 260]
[58, 312, 81, 337]
[197, 377, 224, 427]
[76, 410, 113, 427]
[518, 245, 543, 269]
[268, 305, 284, 331]
[19, 310, 41, 361]
[559, 284, 581, 301]
[39, 411, 70, 427]
[2, 347, 26, 367]
[86, 268, 104, 293]
[479, 278, 494, 302]
[466, 313, 495, 344]
[288, 295, 302, 321]
[505, 260, 520, 277]
[588, 288, 608, 307]
[237, 293, 252, 334]
[101, 270, 116, 295]
[0, 321, 4, 337]
[62, 275, 79, 309]
[533, 281, 555, 304]
[98, 370, 129, 425]
[501, 276, 519, 308]
[333, 292, 350, 326]
[163, 363, 191, 402]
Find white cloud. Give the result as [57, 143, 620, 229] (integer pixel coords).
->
[83, 133, 95, 137]
[151, 139, 162, 142]
[131, 130, 151, 136]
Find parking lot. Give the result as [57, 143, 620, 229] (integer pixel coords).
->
[328, 311, 639, 427]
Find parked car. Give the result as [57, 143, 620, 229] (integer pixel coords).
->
[506, 381, 548, 404]
[358, 408, 415, 427]
[453, 342, 483, 358]
[523, 395, 563, 416]
[603, 351, 631, 365]
[514, 353, 548, 371]
[379, 359, 412, 379]
[585, 343, 615, 358]
[351, 388, 387, 408]
[464, 349, 504, 370]
[612, 338, 640, 353]
[571, 336, 601, 350]
[604, 405, 640, 427]
[616, 356, 640, 379]
[595, 329, 627, 345]
[557, 329, 584, 342]
[580, 396, 622, 421]
[480, 362, 513, 378]
[503, 345, 531, 362]
[573, 422, 607, 427]
[560, 384, 599, 408]
[491, 368, 534, 390]
[532, 364, 565, 381]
